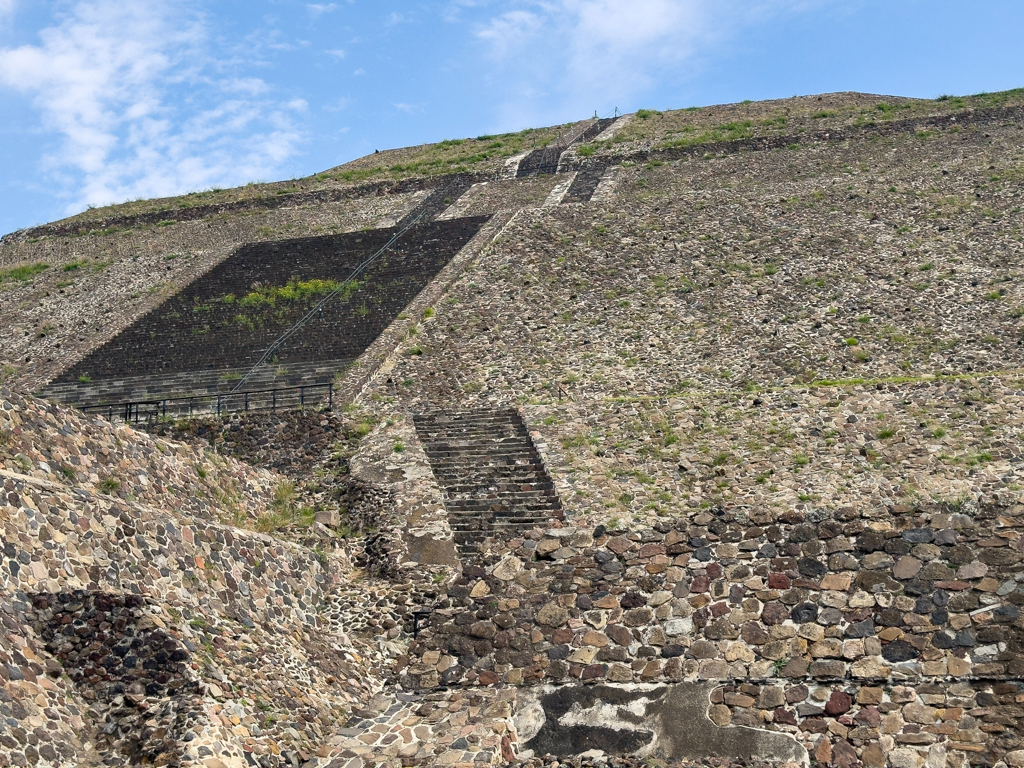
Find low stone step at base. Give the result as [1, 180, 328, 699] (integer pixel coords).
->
[41, 358, 351, 411]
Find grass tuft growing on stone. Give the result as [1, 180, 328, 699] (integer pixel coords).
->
[0, 262, 49, 284]
[253, 481, 315, 532]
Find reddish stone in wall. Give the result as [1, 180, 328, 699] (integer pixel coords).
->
[773, 707, 797, 725]
[825, 691, 854, 716]
[582, 664, 606, 680]
[761, 601, 790, 625]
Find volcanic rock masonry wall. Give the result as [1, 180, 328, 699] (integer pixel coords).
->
[4, 92, 1024, 768]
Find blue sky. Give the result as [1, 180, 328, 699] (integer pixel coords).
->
[1, 1, 1022, 235]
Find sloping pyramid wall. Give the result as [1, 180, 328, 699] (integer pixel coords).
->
[44, 216, 489, 406]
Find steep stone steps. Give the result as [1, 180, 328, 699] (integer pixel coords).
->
[439, 480, 556, 493]
[394, 175, 476, 229]
[516, 146, 565, 178]
[447, 503, 555, 515]
[580, 117, 617, 141]
[428, 455, 543, 466]
[445, 489, 558, 503]
[515, 118, 616, 179]
[423, 434, 532, 444]
[413, 407, 563, 555]
[448, 513, 554, 529]
[55, 218, 489, 383]
[424, 449, 539, 463]
[449, 511, 553, 522]
[562, 163, 609, 204]
[437, 476, 557, 490]
[414, 412, 529, 427]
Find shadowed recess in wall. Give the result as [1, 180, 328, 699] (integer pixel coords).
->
[516, 118, 616, 178]
[27, 591, 205, 766]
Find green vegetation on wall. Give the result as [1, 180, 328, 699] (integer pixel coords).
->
[0, 262, 49, 284]
[205, 277, 360, 330]
[230, 277, 352, 308]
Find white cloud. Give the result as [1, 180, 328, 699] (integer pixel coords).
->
[475, 0, 829, 125]
[307, 3, 338, 15]
[324, 97, 352, 112]
[476, 10, 542, 59]
[0, 0, 15, 19]
[222, 77, 272, 96]
[443, 0, 487, 23]
[326, 48, 346, 59]
[392, 102, 421, 113]
[0, 0, 305, 214]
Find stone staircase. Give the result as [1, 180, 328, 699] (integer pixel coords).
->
[516, 146, 565, 178]
[413, 408, 563, 554]
[516, 118, 616, 178]
[43, 217, 489, 413]
[562, 162, 609, 204]
[394, 175, 476, 229]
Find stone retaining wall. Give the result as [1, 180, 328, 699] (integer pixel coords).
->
[1, 387, 278, 525]
[0, 391, 414, 767]
[570, 104, 1024, 172]
[0, 593, 87, 768]
[400, 502, 1024, 765]
[0, 175, 487, 246]
[6, 92, 1024, 767]
[28, 591, 204, 766]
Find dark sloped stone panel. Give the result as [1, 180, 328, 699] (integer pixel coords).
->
[53, 217, 489, 388]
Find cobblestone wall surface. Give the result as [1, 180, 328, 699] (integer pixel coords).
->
[573, 103, 1024, 172]
[351, 115, 1024, 530]
[27, 591, 205, 766]
[0, 176, 476, 244]
[0, 593, 87, 767]
[401, 504, 1024, 766]
[337, 97, 1024, 767]
[4, 92, 1024, 767]
[1, 387, 278, 524]
[0, 391, 416, 767]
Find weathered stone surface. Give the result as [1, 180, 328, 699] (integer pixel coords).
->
[606, 624, 633, 647]
[893, 556, 922, 580]
[491, 555, 523, 581]
[406, 532, 460, 565]
[10, 91, 1024, 768]
[0, 391, 422, 767]
[825, 691, 853, 716]
[536, 603, 570, 627]
[516, 683, 807, 763]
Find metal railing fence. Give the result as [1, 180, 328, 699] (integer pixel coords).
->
[80, 382, 333, 424]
